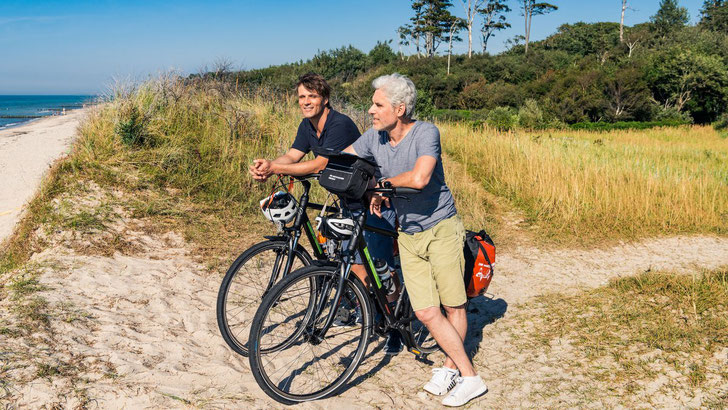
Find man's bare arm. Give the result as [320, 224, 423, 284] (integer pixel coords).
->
[271, 148, 306, 166]
[270, 154, 329, 176]
[343, 145, 357, 155]
[381, 155, 436, 190]
[250, 148, 307, 181]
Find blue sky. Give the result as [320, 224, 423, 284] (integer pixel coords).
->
[0, 0, 706, 94]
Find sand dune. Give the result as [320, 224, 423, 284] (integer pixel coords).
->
[4, 203, 726, 407]
[0, 110, 86, 245]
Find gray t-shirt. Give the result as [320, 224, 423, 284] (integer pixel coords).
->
[352, 121, 457, 234]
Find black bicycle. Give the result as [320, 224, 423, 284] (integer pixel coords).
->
[247, 184, 439, 404]
[216, 174, 338, 357]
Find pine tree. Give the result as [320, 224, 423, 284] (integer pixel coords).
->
[410, 0, 461, 57]
[651, 0, 689, 38]
[700, 0, 728, 32]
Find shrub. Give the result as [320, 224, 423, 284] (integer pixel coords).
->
[654, 105, 693, 123]
[518, 99, 546, 129]
[569, 119, 689, 131]
[487, 106, 518, 131]
[115, 104, 148, 147]
[713, 112, 728, 131]
[415, 89, 435, 120]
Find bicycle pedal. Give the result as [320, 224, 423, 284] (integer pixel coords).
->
[409, 348, 433, 363]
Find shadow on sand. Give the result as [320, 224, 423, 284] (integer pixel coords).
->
[339, 295, 508, 394]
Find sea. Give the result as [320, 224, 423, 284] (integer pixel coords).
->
[0, 95, 95, 130]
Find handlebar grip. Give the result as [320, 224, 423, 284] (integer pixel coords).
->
[394, 187, 421, 195]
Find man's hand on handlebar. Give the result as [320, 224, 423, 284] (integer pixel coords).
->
[369, 193, 389, 217]
[368, 179, 391, 217]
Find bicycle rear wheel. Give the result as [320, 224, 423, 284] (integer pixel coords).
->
[248, 265, 371, 404]
[402, 290, 439, 354]
[217, 240, 311, 357]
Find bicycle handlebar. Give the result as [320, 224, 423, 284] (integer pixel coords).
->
[284, 172, 321, 181]
[367, 187, 422, 196]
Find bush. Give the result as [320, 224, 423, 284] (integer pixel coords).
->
[518, 99, 546, 129]
[415, 89, 435, 120]
[569, 120, 690, 131]
[115, 104, 149, 147]
[713, 112, 728, 131]
[432, 109, 489, 123]
[654, 105, 693, 123]
[487, 106, 518, 131]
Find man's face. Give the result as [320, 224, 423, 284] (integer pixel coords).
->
[368, 89, 404, 131]
[298, 85, 327, 119]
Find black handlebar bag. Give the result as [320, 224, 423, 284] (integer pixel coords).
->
[317, 150, 378, 200]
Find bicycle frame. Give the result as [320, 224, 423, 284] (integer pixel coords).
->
[260, 176, 333, 293]
[310, 209, 426, 357]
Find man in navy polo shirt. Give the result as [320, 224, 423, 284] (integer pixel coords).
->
[249, 72, 404, 353]
[250, 72, 360, 179]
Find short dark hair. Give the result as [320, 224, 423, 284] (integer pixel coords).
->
[296, 73, 332, 108]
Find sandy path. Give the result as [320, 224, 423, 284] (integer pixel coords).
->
[0, 110, 86, 245]
[491, 235, 728, 306]
[7, 221, 726, 407]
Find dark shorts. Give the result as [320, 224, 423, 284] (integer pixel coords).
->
[343, 206, 396, 267]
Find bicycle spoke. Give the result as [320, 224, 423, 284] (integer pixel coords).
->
[218, 241, 309, 356]
[250, 267, 371, 402]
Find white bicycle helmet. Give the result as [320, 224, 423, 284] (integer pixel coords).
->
[260, 191, 297, 224]
[315, 214, 355, 240]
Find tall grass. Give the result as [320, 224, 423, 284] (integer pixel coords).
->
[441, 122, 728, 242]
[75, 74, 301, 211]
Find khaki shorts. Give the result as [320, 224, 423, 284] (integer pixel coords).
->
[397, 215, 467, 311]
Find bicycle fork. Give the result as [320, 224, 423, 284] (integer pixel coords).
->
[308, 262, 351, 344]
[262, 234, 301, 299]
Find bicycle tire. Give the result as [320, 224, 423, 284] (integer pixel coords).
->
[398, 289, 439, 355]
[408, 316, 439, 354]
[217, 239, 312, 357]
[248, 265, 371, 404]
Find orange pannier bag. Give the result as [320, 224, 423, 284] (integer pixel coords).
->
[463, 230, 495, 298]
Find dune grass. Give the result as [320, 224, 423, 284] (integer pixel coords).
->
[74, 75, 302, 210]
[520, 267, 728, 399]
[441, 122, 728, 244]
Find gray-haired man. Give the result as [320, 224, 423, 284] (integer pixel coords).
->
[344, 73, 487, 406]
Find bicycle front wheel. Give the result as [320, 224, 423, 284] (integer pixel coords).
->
[248, 265, 371, 404]
[217, 240, 311, 357]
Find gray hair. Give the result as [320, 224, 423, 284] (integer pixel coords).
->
[371, 73, 417, 119]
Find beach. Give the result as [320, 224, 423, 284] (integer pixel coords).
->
[0, 109, 87, 245]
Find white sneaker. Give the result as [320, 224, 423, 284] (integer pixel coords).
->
[442, 375, 488, 407]
[423, 367, 459, 396]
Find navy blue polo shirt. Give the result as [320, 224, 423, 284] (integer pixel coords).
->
[291, 109, 361, 156]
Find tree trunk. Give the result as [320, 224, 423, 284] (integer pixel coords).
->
[524, 4, 531, 54]
[620, 0, 627, 43]
[627, 40, 638, 58]
[462, 0, 474, 58]
[448, 48, 452, 75]
[448, 21, 457, 75]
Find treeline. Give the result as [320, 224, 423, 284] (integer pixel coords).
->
[204, 0, 728, 126]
